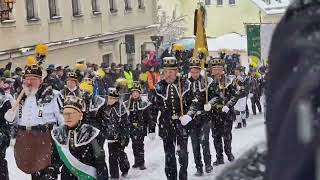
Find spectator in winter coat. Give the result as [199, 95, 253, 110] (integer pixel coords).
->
[133, 64, 142, 81]
[13, 67, 23, 95]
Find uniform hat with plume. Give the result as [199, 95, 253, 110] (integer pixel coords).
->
[67, 71, 78, 82]
[208, 57, 224, 68]
[189, 57, 202, 69]
[163, 57, 178, 69]
[24, 56, 42, 78]
[64, 95, 83, 113]
[108, 87, 120, 98]
[131, 81, 141, 93]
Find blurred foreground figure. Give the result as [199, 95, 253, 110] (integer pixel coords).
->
[266, 1, 320, 180]
[217, 1, 320, 180]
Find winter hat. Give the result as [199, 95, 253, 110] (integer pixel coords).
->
[64, 95, 83, 113]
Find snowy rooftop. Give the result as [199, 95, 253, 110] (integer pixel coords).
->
[178, 33, 247, 52]
[250, 0, 291, 15]
[208, 33, 247, 52]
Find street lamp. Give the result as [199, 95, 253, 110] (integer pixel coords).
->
[0, 0, 16, 22]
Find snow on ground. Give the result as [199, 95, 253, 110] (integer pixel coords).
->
[7, 114, 266, 180]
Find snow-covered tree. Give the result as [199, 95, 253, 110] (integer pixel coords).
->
[156, 0, 187, 47]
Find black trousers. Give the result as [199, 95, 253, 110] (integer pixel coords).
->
[162, 128, 189, 180]
[190, 120, 211, 170]
[246, 104, 250, 118]
[211, 113, 233, 160]
[131, 135, 145, 166]
[30, 168, 56, 180]
[108, 141, 130, 178]
[251, 97, 262, 115]
[0, 130, 9, 180]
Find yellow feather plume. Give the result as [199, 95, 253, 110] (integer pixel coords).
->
[116, 78, 128, 88]
[197, 47, 208, 54]
[96, 68, 105, 79]
[79, 81, 94, 95]
[139, 73, 148, 82]
[256, 72, 262, 78]
[173, 44, 184, 52]
[35, 44, 48, 56]
[26, 56, 37, 66]
[74, 63, 87, 71]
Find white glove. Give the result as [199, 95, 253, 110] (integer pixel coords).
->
[249, 93, 254, 98]
[5, 108, 17, 123]
[204, 103, 211, 111]
[179, 115, 192, 126]
[222, 106, 230, 113]
[148, 133, 156, 140]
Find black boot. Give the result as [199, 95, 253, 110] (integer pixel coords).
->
[205, 164, 213, 173]
[213, 159, 224, 166]
[132, 164, 139, 168]
[194, 168, 204, 176]
[227, 154, 235, 162]
[139, 164, 147, 170]
[246, 104, 250, 118]
[122, 172, 129, 177]
[242, 119, 247, 127]
[235, 122, 242, 129]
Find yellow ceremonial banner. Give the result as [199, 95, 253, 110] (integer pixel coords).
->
[193, 3, 208, 68]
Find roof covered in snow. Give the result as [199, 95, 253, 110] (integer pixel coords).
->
[174, 33, 247, 52]
[208, 33, 247, 52]
[250, 0, 291, 15]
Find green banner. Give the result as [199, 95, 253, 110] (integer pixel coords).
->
[246, 25, 261, 68]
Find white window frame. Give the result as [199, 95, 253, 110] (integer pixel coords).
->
[109, 0, 117, 13]
[92, 0, 100, 14]
[102, 53, 113, 66]
[72, 0, 82, 16]
[217, 0, 223, 6]
[124, 0, 132, 11]
[26, 0, 39, 20]
[229, 0, 236, 5]
[138, 0, 145, 9]
[205, 0, 211, 5]
[48, 0, 60, 19]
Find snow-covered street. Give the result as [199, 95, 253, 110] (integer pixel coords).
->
[7, 114, 266, 180]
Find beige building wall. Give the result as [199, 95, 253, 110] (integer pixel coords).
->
[0, 0, 158, 68]
[158, 0, 285, 37]
[261, 13, 284, 23]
